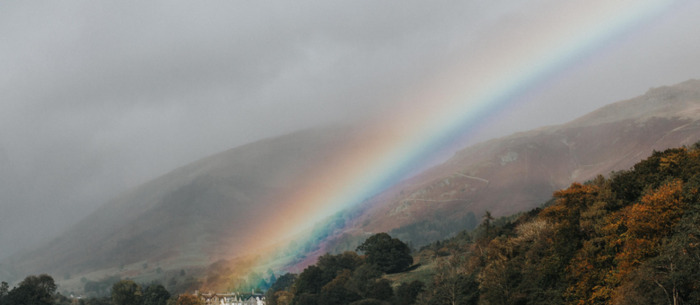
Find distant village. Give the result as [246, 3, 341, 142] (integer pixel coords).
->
[196, 291, 265, 305]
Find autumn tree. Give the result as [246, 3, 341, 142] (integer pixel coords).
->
[615, 180, 685, 280]
[425, 255, 478, 305]
[174, 294, 204, 305]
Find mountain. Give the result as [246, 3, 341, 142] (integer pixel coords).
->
[3, 80, 700, 291]
[0, 126, 356, 286]
[323, 79, 700, 250]
[271, 143, 700, 305]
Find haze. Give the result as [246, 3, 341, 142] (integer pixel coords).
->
[1, 0, 700, 260]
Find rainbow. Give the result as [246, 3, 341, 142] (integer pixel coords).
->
[246, 1, 680, 271]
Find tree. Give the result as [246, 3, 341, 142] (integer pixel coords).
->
[266, 273, 297, 305]
[5, 274, 57, 305]
[81, 297, 111, 305]
[394, 281, 424, 305]
[346, 264, 382, 298]
[356, 233, 413, 274]
[294, 265, 326, 295]
[143, 284, 170, 305]
[174, 294, 203, 305]
[430, 256, 479, 305]
[317, 252, 363, 279]
[482, 211, 494, 236]
[614, 180, 685, 281]
[267, 269, 277, 287]
[273, 291, 293, 305]
[0, 281, 8, 300]
[111, 280, 142, 305]
[365, 279, 393, 301]
[318, 269, 360, 305]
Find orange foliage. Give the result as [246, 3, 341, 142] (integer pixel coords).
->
[542, 183, 600, 225]
[615, 179, 685, 280]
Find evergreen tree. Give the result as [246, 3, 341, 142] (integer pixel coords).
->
[356, 233, 413, 274]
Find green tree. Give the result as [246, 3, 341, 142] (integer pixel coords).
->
[0, 281, 9, 300]
[356, 233, 413, 274]
[318, 270, 360, 305]
[395, 280, 424, 305]
[317, 252, 364, 280]
[482, 210, 494, 236]
[346, 264, 382, 298]
[5, 274, 57, 305]
[266, 273, 297, 305]
[294, 265, 326, 295]
[365, 279, 392, 301]
[81, 297, 111, 305]
[111, 280, 142, 305]
[143, 284, 170, 305]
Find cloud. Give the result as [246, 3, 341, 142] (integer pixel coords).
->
[1, 0, 699, 259]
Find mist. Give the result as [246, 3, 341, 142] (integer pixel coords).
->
[1, 0, 700, 259]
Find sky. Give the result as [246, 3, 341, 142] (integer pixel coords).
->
[1, 0, 700, 260]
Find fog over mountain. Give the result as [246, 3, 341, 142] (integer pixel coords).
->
[2, 0, 700, 260]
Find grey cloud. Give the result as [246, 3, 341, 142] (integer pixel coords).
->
[1, 0, 699, 259]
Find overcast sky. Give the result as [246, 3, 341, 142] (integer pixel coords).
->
[1, 0, 700, 259]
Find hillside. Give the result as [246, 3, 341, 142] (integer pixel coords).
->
[0, 126, 356, 285]
[416, 144, 700, 304]
[323, 79, 700, 251]
[270, 144, 700, 305]
[3, 80, 700, 293]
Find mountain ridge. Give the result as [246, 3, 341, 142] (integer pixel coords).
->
[0, 125, 357, 284]
[3, 79, 700, 291]
[320, 79, 700, 252]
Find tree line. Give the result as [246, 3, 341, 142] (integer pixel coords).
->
[266, 144, 700, 304]
[4, 144, 699, 304]
[412, 144, 700, 304]
[0, 275, 209, 305]
[266, 232, 420, 305]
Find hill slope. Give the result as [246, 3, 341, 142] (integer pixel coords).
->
[328, 79, 700, 249]
[273, 144, 700, 305]
[3, 80, 700, 289]
[412, 144, 700, 304]
[0, 126, 356, 283]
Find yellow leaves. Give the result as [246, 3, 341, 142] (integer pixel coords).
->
[627, 179, 684, 239]
[553, 183, 599, 207]
[562, 178, 688, 304]
[542, 183, 600, 224]
[274, 291, 294, 305]
[660, 154, 682, 170]
[609, 179, 686, 285]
